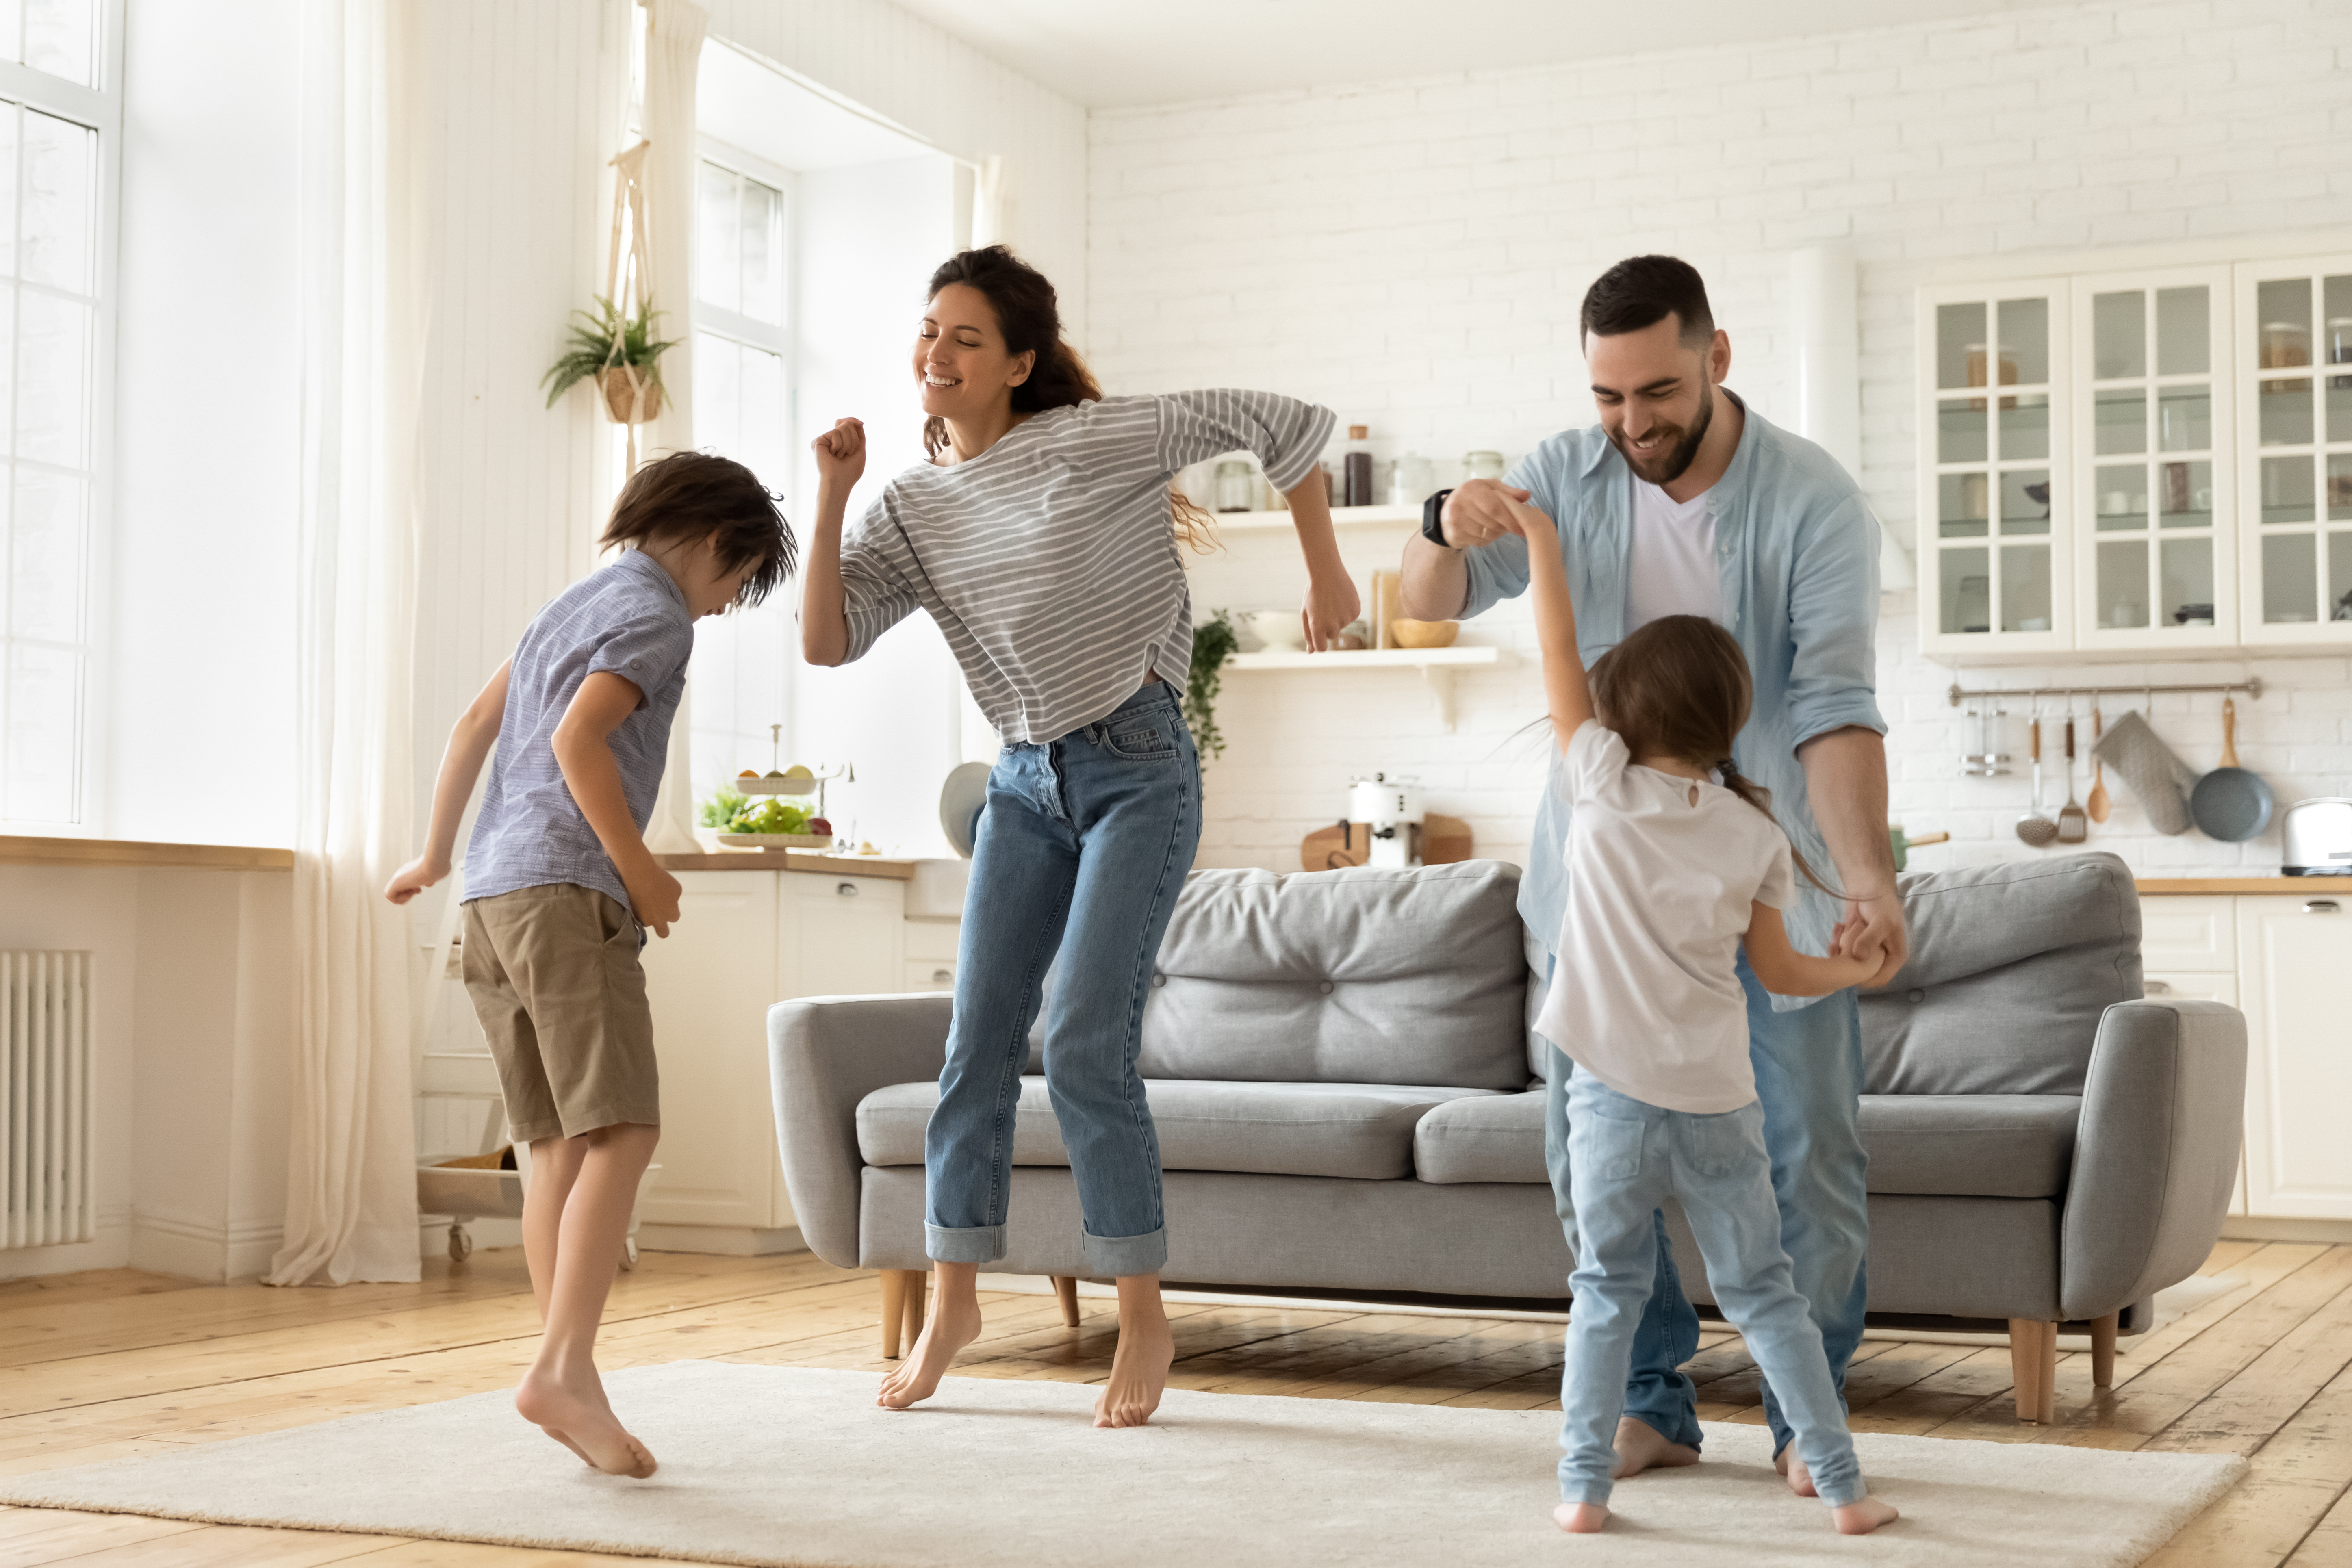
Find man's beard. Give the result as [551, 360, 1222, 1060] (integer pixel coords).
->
[1613, 380, 1714, 486]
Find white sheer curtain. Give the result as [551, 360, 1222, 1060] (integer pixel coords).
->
[269, 0, 426, 1286]
[972, 154, 1011, 251]
[639, 0, 707, 853]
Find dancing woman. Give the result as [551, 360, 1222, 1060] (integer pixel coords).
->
[801, 245, 1356, 1426]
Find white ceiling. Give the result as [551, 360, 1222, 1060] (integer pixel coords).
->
[885, 0, 2047, 110]
[700, 40, 940, 171]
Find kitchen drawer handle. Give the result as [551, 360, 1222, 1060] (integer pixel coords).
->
[932, 968, 953, 983]
[837, 881, 859, 897]
[2307, 900, 2342, 914]
[2145, 979, 2172, 995]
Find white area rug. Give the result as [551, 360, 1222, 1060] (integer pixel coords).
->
[0, 1362, 2241, 1568]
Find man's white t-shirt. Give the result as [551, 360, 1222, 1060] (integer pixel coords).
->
[1625, 477, 1721, 631]
[1534, 720, 1796, 1113]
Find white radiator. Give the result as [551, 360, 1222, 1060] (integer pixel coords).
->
[1, 952, 93, 1249]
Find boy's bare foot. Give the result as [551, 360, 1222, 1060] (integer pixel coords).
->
[877, 1290, 983, 1410]
[1833, 1496, 1899, 1535]
[1093, 1299, 1174, 1429]
[1775, 1443, 1819, 1497]
[1611, 1416, 1700, 1479]
[1554, 1502, 1610, 1533]
[514, 1366, 656, 1478]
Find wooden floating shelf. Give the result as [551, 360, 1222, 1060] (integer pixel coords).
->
[1222, 646, 1515, 730]
[1208, 504, 1422, 534]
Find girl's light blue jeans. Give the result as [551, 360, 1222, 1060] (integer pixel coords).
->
[1557, 1066, 1866, 1510]
[923, 681, 1200, 1279]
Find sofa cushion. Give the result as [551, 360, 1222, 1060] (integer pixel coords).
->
[1860, 853, 2141, 1097]
[1132, 861, 1530, 1091]
[1411, 1089, 2081, 1199]
[856, 1078, 1502, 1181]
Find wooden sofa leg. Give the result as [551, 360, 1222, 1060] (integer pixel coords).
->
[2090, 1310, 2118, 1388]
[2009, 1319, 2056, 1423]
[903, 1268, 929, 1353]
[880, 1269, 910, 1359]
[1052, 1274, 1081, 1327]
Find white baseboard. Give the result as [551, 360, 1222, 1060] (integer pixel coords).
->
[2220, 1216, 2352, 1244]
[0, 1203, 132, 1281]
[129, 1207, 284, 1283]
[634, 1223, 806, 1257]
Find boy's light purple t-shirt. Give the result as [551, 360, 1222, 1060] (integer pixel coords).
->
[463, 549, 695, 919]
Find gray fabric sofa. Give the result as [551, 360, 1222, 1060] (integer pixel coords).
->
[767, 851, 2245, 1422]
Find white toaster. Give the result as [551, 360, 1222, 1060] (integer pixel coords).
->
[2282, 798, 2352, 876]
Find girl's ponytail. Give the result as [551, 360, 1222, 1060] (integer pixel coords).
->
[1716, 757, 1841, 898]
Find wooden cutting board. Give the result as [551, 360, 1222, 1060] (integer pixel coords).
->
[1300, 813, 1472, 871]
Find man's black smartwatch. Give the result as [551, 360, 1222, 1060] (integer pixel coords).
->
[1421, 488, 1455, 548]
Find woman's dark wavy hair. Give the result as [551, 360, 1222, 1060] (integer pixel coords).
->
[1588, 614, 1838, 896]
[597, 450, 796, 607]
[924, 245, 1217, 553]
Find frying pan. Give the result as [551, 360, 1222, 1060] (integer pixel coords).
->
[2188, 698, 2274, 842]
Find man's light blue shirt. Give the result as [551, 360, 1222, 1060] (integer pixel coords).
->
[1460, 395, 1885, 1007]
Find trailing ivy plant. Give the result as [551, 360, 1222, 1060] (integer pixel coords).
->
[1186, 608, 1239, 761]
[539, 295, 679, 408]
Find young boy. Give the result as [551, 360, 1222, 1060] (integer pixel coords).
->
[387, 451, 794, 1477]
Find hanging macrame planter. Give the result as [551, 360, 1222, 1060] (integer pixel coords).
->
[539, 139, 675, 470]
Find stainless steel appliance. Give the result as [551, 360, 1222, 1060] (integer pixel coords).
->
[2281, 797, 2352, 876]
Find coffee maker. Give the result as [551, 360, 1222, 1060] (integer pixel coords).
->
[1347, 772, 1426, 869]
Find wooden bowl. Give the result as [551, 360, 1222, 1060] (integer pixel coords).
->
[1389, 618, 1459, 649]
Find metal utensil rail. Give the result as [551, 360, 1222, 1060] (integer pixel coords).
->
[1945, 677, 2263, 707]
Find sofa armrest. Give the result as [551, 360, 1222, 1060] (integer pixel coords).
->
[2059, 998, 2246, 1320]
[767, 993, 952, 1268]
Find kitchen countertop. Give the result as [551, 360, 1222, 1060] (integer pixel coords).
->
[2137, 876, 2352, 894]
[656, 848, 918, 881]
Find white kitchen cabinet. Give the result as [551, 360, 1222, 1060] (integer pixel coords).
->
[2138, 895, 2237, 974]
[2233, 253, 2352, 645]
[2235, 891, 2352, 1219]
[636, 868, 905, 1243]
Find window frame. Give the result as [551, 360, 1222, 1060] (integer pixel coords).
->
[692, 134, 796, 487]
[0, 0, 125, 832]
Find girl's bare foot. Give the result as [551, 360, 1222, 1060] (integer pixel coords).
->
[514, 1366, 656, 1478]
[1554, 1502, 1610, 1533]
[877, 1291, 983, 1410]
[1094, 1275, 1174, 1428]
[1775, 1443, 1818, 1497]
[1833, 1496, 1899, 1535]
[1611, 1416, 1700, 1478]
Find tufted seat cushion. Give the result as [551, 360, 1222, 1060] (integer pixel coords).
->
[1412, 1089, 2082, 1199]
[857, 1078, 1505, 1181]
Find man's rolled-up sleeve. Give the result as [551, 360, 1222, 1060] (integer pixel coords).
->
[1785, 496, 1886, 749]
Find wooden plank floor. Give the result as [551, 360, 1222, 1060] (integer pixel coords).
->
[0, 1240, 2347, 1565]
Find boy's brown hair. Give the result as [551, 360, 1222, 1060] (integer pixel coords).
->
[597, 451, 795, 607]
[1587, 614, 1838, 896]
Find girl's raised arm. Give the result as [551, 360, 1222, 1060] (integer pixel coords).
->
[1506, 499, 1591, 748]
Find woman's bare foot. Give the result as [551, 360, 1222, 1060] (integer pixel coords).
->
[1554, 1502, 1610, 1533]
[1094, 1275, 1174, 1428]
[1833, 1496, 1899, 1535]
[1775, 1443, 1818, 1497]
[1611, 1416, 1700, 1479]
[514, 1365, 656, 1478]
[877, 1289, 983, 1410]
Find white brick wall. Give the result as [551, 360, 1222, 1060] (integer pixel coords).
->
[1093, 0, 2352, 880]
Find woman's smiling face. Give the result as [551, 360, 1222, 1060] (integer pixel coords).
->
[913, 282, 1035, 423]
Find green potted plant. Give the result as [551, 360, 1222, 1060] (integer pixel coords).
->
[540, 295, 678, 424]
[1187, 608, 1238, 761]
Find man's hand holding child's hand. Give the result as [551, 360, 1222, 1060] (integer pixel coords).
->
[1828, 919, 1888, 981]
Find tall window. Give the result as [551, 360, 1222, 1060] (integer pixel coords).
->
[0, 3, 114, 826]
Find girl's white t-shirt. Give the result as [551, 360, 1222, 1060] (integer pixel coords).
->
[1535, 719, 1796, 1114]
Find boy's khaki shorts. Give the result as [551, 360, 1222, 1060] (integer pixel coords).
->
[461, 883, 660, 1142]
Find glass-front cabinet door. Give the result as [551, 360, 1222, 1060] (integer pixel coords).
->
[1918, 280, 2071, 660]
[2237, 254, 2352, 645]
[2072, 267, 2236, 653]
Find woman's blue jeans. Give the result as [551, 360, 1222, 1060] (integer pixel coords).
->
[923, 681, 1200, 1279]
[1555, 1067, 1865, 1510]
[1542, 954, 1870, 1463]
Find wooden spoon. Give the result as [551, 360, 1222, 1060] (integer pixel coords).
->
[2086, 705, 2111, 823]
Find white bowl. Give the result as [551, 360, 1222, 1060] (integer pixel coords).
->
[1243, 609, 1306, 652]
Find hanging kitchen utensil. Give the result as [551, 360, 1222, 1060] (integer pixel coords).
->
[2091, 707, 2198, 835]
[1890, 826, 1949, 873]
[2016, 713, 2059, 847]
[2188, 697, 2275, 842]
[2057, 711, 2088, 844]
[2086, 704, 2111, 823]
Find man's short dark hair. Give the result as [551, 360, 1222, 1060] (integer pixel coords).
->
[1580, 255, 1715, 350]
[597, 450, 796, 608]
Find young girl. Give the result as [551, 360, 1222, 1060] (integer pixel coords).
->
[1504, 494, 1900, 1536]
[800, 245, 1358, 1429]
